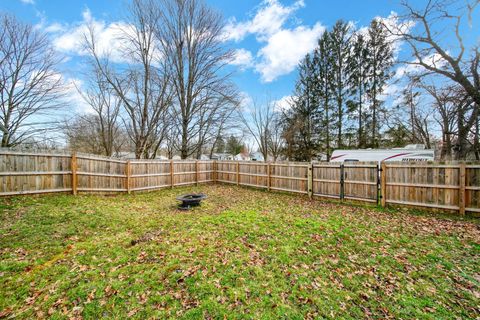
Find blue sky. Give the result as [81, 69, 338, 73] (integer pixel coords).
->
[1, 0, 478, 115]
[1, 0, 411, 112]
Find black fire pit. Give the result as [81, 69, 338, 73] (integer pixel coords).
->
[176, 193, 207, 210]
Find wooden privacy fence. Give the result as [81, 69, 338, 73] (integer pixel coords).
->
[1, 150, 480, 215]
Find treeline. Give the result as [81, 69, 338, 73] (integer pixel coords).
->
[282, 19, 394, 161]
[281, 0, 480, 161]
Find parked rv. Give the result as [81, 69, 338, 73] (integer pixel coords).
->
[330, 144, 435, 164]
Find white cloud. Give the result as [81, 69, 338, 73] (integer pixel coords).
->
[256, 23, 324, 82]
[394, 53, 447, 79]
[230, 49, 254, 69]
[224, 0, 305, 42]
[20, 0, 35, 4]
[224, 0, 324, 82]
[273, 95, 293, 112]
[49, 9, 131, 64]
[238, 92, 254, 112]
[44, 22, 65, 33]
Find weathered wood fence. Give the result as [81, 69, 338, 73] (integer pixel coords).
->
[1, 151, 479, 215]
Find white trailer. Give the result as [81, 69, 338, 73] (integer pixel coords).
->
[330, 145, 435, 164]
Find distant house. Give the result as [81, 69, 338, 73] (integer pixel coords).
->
[211, 153, 234, 160]
[116, 152, 169, 160]
[199, 154, 211, 160]
[234, 153, 250, 161]
[249, 152, 264, 161]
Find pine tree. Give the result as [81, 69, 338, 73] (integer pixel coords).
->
[283, 54, 322, 161]
[329, 21, 354, 149]
[348, 32, 370, 148]
[215, 136, 225, 153]
[314, 31, 335, 159]
[365, 19, 394, 148]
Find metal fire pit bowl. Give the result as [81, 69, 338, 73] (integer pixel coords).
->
[176, 193, 207, 210]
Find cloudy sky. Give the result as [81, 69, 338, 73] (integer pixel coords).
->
[2, 0, 477, 115]
[1, 0, 409, 112]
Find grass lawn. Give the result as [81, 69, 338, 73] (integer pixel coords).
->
[0, 184, 479, 319]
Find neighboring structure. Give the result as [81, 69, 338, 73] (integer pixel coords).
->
[234, 153, 250, 161]
[211, 153, 234, 161]
[330, 144, 435, 164]
[249, 152, 264, 161]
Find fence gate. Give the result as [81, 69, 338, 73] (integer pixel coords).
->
[312, 162, 379, 203]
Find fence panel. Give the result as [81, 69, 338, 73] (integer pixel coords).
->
[465, 164, 480, 213]
[384, 162, 460, 211]
[312, 163, 342, 199]
[198, 161, 214, 183]
[216, 161, 237, 184]
[130, 160, 171, 191]
[172, 161, 196, 186]
[0, 151, 72, 195]
[270, 162, 308, 194]
[239, 162, 268, 188]
[76, 154, 127, 192]
[343, 162, 378, 203]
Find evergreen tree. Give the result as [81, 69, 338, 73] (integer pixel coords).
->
[283, 54, 322, 161]
[329, 20, 354, 149]
[225, 136, 243, 155]
[348, 32, 370, 148]
[365, 19, 394, 148]
[314, 31, 335, 159]
[215, 136, 225, 153]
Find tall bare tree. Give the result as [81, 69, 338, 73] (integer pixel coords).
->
[0, 14, 65, 147]
[82, 0, 172, 159]
[387, 0, 480, 158]
[154, 0, 237, 159]
[73, 69, 123, 156]
[239, 98, 279, 162]
[267, 107, 284, 161]
[421, 82, 458, 159]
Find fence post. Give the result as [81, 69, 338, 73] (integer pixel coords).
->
[340, 163, 344, 200]
[267, 162, 271, 191]
[195, 160, 199, 186]
[213, 161, 217, 184]
[170, 160, 174, 188]
[71, 152, 77, 195]
[307, 162, 313, 199]
[459, 162, 466, 215]
[380, 161, 387, 207]
[236, 161, 240, 186]
[126, 161, 131, 194]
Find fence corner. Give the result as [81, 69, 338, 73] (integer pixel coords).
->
[71, 152, 77, 196]
[459, 162, 466, 215]
[307, 162, 313, 199]
[380, 161, 387, 207]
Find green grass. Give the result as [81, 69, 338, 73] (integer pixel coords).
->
[0, 184, 479, 319]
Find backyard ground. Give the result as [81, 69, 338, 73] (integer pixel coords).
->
[0, 184, 479, 319]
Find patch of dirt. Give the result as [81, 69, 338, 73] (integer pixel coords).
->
[130, 230, 163, 246]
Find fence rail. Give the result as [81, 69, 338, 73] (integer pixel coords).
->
[1, 150, 479, 215]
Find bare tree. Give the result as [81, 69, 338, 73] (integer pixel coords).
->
[82, 0, 172, 159]
[64, 114, 110, 155]
[400, 79, 433, 148]
[239, 98, 278, 162]
[387, 0, 480, 158]
[74, 69, 123, 156]
[0, 14, 65, 147]
[421, 83, 458, 159]
[154, 0, 237, 159]
[267, 110, 284, 161]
